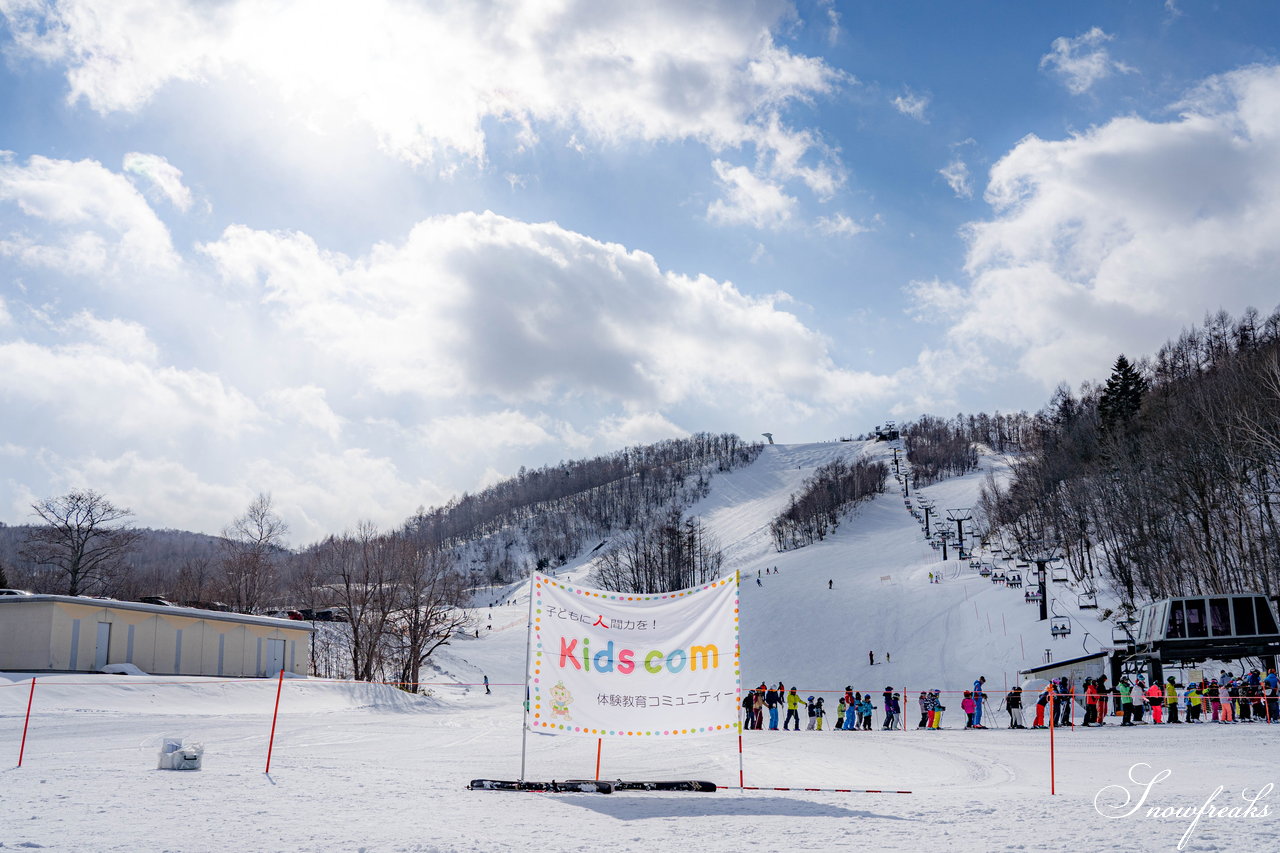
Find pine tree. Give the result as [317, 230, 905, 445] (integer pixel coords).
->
[1098, 354, 1148, 437]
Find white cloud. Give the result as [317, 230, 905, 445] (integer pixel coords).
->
[0, 337, 261, 441]
[3, 0, 846, 196]
[122, 152, 193, 211]
[934, 64, 1280, 387]
[595, 412, 689, 449]
[0, 154, 177, 272]
[261, 385, 343, 440]
[419, 410, 554, 452]
[200, 209, 890, 413]
[892, 90, 929, 122]
[1039, 27, 1135, 95]
[65, 310, 159, 362]
[815, 212, 871, 237]
[707, 160, 797, 229]
[905, 279, 967, 323]
[938, 157, 973, 199]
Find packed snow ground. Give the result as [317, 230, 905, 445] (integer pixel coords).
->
[3, 442, 1278, 852]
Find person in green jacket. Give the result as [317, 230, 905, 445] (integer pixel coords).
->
[1119, 678, 1135, 726]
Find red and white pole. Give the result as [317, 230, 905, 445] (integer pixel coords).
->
[1048, 686, 1056, 795]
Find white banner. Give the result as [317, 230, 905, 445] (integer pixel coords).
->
[527, 573, 740, 738]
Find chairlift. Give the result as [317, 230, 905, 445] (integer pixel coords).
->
[991, 572, 1006, 585]
[1008, 573, 1023, 589]
[1078, 590, 1098, 609]
[978, 565, 992, 577]
[1051, 565, 1069, 583]
[1025, 589, 1042, 603]
[1050, 618, 1072, 638]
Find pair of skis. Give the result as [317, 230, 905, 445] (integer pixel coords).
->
[468, 779, 717, 794]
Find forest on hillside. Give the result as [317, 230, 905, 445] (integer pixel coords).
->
[978, 307, 1280, 609]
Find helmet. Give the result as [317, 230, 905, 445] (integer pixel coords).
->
[807, 696, 814, 702]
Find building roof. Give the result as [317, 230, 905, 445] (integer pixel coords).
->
[1019, 650, 1110, 677]
[0, 594, 315, 632]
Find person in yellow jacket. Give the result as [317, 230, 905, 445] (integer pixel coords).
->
[1187, 685, 1203, 722]
[1165, 677, 1181, 723]
[783, 687, 805, 730]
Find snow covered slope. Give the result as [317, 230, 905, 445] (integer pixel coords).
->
[4, 442, 1278, 853]
[452, 439, 1106, 699]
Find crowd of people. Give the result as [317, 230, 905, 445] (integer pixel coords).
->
[741, 669, 1280, 731]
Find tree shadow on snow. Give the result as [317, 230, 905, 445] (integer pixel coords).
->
[558, 794, 910, 821]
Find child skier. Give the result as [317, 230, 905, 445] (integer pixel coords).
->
[806, 696, 818, 730]
[835, 696, 847, 730]
[859, 695, 875, 730]
[961, 691, 976, 728]
[815, 697, 826, 730]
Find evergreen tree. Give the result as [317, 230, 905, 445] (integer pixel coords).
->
[1098, 354, 1147, 436]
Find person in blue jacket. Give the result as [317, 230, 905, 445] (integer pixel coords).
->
[972, 676, 988, 728]
[844, 695, 858, 731]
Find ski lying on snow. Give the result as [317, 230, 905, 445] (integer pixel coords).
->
[567, 779, 717, 792]
[468, 779, 615, 793]
[468, 779, 718, 793]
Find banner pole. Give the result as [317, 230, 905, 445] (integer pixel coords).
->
[17, 677, 36, 767]
[735, 570, 744, 792]
[595, 738, 602, 780]
[519, 574, 536, 783]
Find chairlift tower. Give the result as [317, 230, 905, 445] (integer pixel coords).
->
[1020, 541, 1061, 623]
[918, 498, 935, 538]
[937, 529, 955, 561]
[946, 508, 973, 549]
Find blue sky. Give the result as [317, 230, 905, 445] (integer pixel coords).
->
[2, 0, 1279, 541]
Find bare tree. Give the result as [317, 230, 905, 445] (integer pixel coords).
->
[20, 490, 142, 596]
[386, 536, 472, 691]
[219, 493, 289, 612]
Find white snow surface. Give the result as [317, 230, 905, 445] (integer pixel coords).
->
[2, 441, 1277, 851]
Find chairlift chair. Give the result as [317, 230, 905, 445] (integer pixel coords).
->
[978, 565, 992, 577]
[1051, 565, 1069, 583]
[1025, 589, 1042, 603]
[1008, 572, 1023, 589]
[1078, 590, 1098, 609]
[1050, 618, 1072, 638]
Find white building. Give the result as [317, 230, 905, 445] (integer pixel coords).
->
[0, 595, 313, 677]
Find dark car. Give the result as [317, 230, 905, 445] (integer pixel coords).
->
[139, 596, 175, 607]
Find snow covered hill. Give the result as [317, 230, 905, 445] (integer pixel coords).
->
[4, 442, 1277, 853]
[448, 439, 1107, 699]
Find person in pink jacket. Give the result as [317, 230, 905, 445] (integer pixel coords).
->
[1146, 682, 1164, 724]
[961, 691, 977, 728]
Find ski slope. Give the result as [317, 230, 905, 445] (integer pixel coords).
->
[2, 442, 1277, 852]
